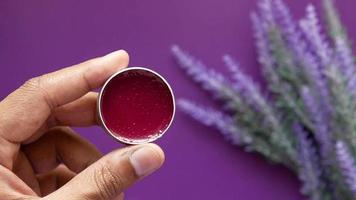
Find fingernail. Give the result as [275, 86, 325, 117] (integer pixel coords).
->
[129, 146, 162, 177]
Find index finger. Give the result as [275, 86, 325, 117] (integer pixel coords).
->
[27, 50, 129, 108]
[0, 50, 129, 144]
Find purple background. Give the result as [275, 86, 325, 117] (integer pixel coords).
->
[0, 0, 355, 199]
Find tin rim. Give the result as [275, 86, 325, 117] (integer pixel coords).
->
[97, 67, 175, 145]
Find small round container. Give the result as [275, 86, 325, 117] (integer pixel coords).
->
[98, 67, 175, 144]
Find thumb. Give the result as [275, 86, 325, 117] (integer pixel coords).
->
[47, 144, 165, 200]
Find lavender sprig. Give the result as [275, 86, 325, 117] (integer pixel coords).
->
[173, 0, 356, 199]
[300, 5, 333, 69]
[254, 0, 318, 131]
[293, 123, 327, 200]
[323, 0, 356, 102]
[323, 0, 348, 43]
[272, 0, 306, 64]
[326, 65, 356, 154]
[336, 141, 356, 195]
[222, 55, 266, 112]
[334, 38, 356, 94]
[171, 45, 231, 98]
[273, 0, 332, 114]
[178, 99, 250, 145]
[223, 55, 297, 163]
[301, 87, 332, 160]
[258, 0, 275, 26]
[178, 99, 288, 164]
[252, 10, 306, 128]
[251, 12, 279, 85]
[171, 45, 245, 110]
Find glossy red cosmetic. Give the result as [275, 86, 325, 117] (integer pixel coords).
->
[98, 67, 175, 144]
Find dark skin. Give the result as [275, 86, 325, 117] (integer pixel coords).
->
[0, 50, 165, 200]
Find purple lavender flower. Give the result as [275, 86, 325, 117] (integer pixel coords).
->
[257, 0, 275, 26]
[272, 0, 302, 57]
[257, 1, 332, 118]
[323, 0, 348, 41]
[273, 1, 332, 114]
[171, 45, 242, 105]
[223, 55, 279, 132]
[223, 54, 298, 161]
[324, 0, 355, 91]
[178, 99, 289, 164]
[301, 87, 332, 160]
[173, 1, 356, 199]
[335, 141, 356, 195]
[293, 123, 323, 200]
[251, 12, 280, 86]
[272, 0, 316, 72]
[299, 5, 333, 69]
[334, 36, 355, 78]
[178, 99, 252, 145]
[222, 55, 265, 111]
[171, 45, 227, 94]
[334, 38, 356, 95]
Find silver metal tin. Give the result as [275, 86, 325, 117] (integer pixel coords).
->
[97, 67, 175, 144]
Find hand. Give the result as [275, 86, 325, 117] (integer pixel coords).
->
[0, 50, 165, 200]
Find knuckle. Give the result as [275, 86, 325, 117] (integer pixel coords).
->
[81, 71, 94, 91]
[22, 76, 43, 92]
[92, 164, 123, 200]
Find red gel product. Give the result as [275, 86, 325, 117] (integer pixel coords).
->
[98, 67, 175, 144]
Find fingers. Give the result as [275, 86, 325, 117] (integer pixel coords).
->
[0, 50, 129, 144]
[12, 151, 41, 195]
[27, 49, 129, 108]
[0, 164, 37, 197]
[47, 144, 165, 200]
[37, 165, 76, 197]
[51, 92, 99, 127]
[0, 136, 19, 170]
[22, 127, 102, 174]
[25, 92, 99, 144]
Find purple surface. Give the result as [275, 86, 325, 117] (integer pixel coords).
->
[0, 0, 355, 199]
